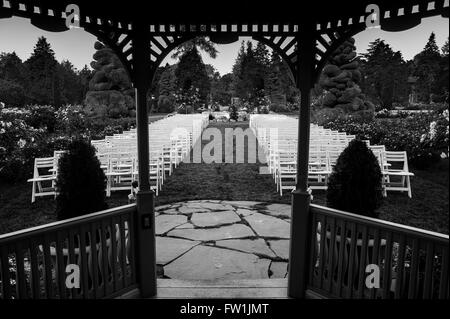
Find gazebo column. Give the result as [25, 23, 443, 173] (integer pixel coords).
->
[132, 25, 157, 297]
[288, 23, 315, 298]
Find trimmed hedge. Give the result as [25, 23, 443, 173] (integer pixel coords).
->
[327, 139, 383, 218]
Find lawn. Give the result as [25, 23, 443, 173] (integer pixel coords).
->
[0, 121, 448, 235]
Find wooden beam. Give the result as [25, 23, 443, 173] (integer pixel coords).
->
[131, 22, 157, 298]
[288, 21, 315, 299]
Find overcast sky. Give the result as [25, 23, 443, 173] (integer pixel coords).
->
[0, 16, 448, 75]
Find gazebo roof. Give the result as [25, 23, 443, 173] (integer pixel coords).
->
[6, 0, 449, 27]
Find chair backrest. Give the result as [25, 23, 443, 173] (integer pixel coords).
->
[35, 157, 54, 169]
[385, 151, 410, 171]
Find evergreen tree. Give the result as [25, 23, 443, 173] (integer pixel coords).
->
[436, 37, 449, 102]
[0, 52, 28, 106]
[0, 52, 28, 86]
[171, 37, 218, 59]
[78, 65, 93, 100]
[360, 39, 408, 108]
[25, 37, 61, 107]
[413, 32, 442, 103]
[157, 64, 177, 112]
[175, 47, 210, 109]
[56, 139, 107, 220]
[58, 60, 84, 105]
[267, 53, 286, 111]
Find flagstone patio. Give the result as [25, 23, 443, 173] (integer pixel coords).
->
[155, 200, 291, 280]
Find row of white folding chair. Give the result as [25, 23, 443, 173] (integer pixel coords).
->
[103, 151, 163, 197]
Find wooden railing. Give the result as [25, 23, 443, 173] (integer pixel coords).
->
[308, 204, 449, 299]
[0, 204, 138, 299]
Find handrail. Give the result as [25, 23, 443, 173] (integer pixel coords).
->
[0, 204, 136, 243]
[310, 204, 449, 244]
[308, 204, 449, 299]
[0, 204, 138, 299]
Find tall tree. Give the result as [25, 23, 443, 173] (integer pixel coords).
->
[436, 37, 449, 102]
[175, 47, 210, 109]
[58, 60, 84, 105]
[157, 64, 177, 112]
[0, 52, 28, 106]
[413, 32, 442, 103]
[25, 37, 61, 107]
[234, 41, 266, 110]
[360, 38, 408, 108]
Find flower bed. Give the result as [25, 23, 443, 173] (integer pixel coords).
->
[322, 110, 449, 169]
[0, 104, 136, 183]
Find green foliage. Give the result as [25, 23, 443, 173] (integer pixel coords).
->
[84, 41, 134, 118]
[25, 105, 57, 133]
[229, 104, 238, 121]
[56, 139, 107, 220]
[327, 140, 383, 218]
[0, 40, 90, 109]
[157, 95, 175, 113]
[25, 37, 61, 107]
[317, 36, 374, 119]
[0, 79, 26, 107]
[210, 71, 233, 106]
[175, 47, 210, 108]
[323, 111, 449, 169]
[412, 33, 444, 103]
[360, 38, 409, 108]
[171, 37, 218, 59]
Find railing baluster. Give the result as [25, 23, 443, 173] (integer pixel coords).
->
[90, 223, 101, 298]
[335, 220, 347, 298]
[15, 242, 27, 299]
[100, 219, 111, 296]
[78, 225, 90, 299]
[110, 217, 119, 292]
[407, 238, 420, 298]
[42, 235, 54, 298]
[394, 235, 406, 299]
[347, 222, 357, 298]
[55, 231, 66, 299]
[370, 228, 380, 299]
[127, 213, 136, 284]
[119, 214, 127, 288]
[29, 238, 41, 299]
[422, 242, 434, 299]
[357, 225, 368, 298]
[438, 245, 449, 299]
[317, 214, 326, 290]
[308, 211, 318, 286]
[327, 216, 337, 293]
[382, 232, 393, 299]
[0, 245, 12, 299]
[67, 228, 77, 299]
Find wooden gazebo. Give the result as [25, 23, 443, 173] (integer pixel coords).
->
[0, 0, 448, 299]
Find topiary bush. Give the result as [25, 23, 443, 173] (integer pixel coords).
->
[327, 139, 383, 218]
[56, 139, 107, 220]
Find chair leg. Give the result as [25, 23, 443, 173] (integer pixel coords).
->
[31, 181, 36, 203]
[406, 176, 412, 198]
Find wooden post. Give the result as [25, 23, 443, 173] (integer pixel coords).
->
[288, 22, 315, 298]
[132, 24, 157, 298]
